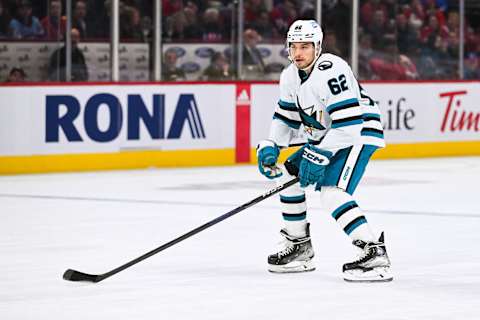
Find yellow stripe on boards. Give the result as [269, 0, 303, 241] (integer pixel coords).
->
[249, 146, 301, 165]
[249, 141, 480, 164]
[2, 141, 480, 175]
[373, 141, 480, 159]
[0, 149, 236, 175]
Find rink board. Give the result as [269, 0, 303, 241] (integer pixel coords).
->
[0, 83, 237, 173]
[0, 81, 479, 174]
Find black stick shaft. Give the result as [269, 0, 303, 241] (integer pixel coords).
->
[67, 177, 299, 282]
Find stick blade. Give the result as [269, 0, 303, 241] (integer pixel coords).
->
[63, 269, 100, 282]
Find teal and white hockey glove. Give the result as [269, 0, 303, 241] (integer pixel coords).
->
[257, 140, 283, 179]
[298, 144, 332, 188]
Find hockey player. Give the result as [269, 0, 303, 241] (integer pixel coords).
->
[256, 20, 392, 282]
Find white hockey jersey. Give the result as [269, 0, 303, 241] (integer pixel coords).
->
[269, 53, 385, 153]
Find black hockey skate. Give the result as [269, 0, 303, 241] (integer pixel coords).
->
[268, 223, 315, 273]
[343, 232, 393, 282]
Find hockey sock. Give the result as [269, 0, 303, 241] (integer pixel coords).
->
[280, 193, 307, 238]
[320, 187, 375, 242]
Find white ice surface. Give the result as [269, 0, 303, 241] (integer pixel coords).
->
[1, 157, 480, 319]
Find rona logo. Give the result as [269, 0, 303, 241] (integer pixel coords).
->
[45, 93, 205, 142]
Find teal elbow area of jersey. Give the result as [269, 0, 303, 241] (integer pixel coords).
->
[278, 100, 297, 111]
[273, 113, 301, 129]
[326, 98, 359, 113]
[331, 119, 364, 128]
[344, 217, 367, 235]
[361, 128, 384, 138]
[282, 212, 307, 221]
[362, 131, 384, 139]
[362, 113, 381, 121]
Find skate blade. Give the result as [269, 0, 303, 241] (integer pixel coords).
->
[343, 267, 393, 283]
[268, 260, 315, 274]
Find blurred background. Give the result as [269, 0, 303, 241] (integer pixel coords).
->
[0, 0, 478, 83]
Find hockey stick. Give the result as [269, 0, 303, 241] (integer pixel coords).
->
[63, 177, 300, 283]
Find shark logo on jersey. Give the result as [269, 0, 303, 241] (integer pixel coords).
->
[303, 110, 325, 135]
[297, 96, 325, 131]
[302, 105, 315, 115]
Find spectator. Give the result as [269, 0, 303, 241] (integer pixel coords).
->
[424, 0, 445, 26]
[396, 12, 420, 54]
[48, 28, 88, 81]
[298, 1, 315, 19]
[244, 0, 267, 26]
[165, 10, 187, 41]
[162, 0, 183, 17]
[200, 51, 233, 81]
[249, 11, 274, 39]
[0, 0, 10, 38]
[403, 0, 425, 30]
[464, 26, 478, 54]
[409, 0, 427, 22]
[162, 49, 186, 81]
[8, 0, 44, 39]
[88, 0, 110, 38]
[324, 0, 351, 58]
[270, 0, 298, 38]
[323, 30, 343, 58]
[72, 0, 88, 39]
[420, 14, 449, 52]
[243, 28, 265, 73]
[358, 34, 374, 79]
[120, 6, 143, 41]
[360, 0, 387, 27]
[369, 40, 418, 80]
[383, 0, 397, 20]
[182, 5, 202, 40]
[445, 30, 459, 58]
[417, 55, 442, 79]
[5, 67, 26, 82]
[201, 7, 224, 42]
[446, 11, 459, 35]
[398, 54, 419, 79]
[464, 52, 480, 79]
[367, 9, 396, 52]
[41, 0, 66, 40]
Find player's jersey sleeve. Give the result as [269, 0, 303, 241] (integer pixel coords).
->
[358, 84, 386, 148]
[318, 59, 363, 153]
[268, 68, 301, 147]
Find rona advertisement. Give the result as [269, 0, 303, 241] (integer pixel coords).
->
[0, 81, 479, 173]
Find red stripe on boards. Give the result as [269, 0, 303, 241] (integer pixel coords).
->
[235, 84, 251, 163]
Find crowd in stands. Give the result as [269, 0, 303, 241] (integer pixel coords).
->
[1, 0, 479, 81]
[359, 0, 480, 80]
[162, 0, 316, 42]
[161, 0, 480, 80]
[0, 0, 151, 41]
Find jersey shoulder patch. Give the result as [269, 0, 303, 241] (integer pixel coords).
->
[317, 60, 333, 71]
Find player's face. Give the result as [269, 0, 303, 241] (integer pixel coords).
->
[289, 42, 315, 69]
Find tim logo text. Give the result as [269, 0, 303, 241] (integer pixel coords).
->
[440, 90, 480, 132]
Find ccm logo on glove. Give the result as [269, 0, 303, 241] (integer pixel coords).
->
[302, 148, 331, 165]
